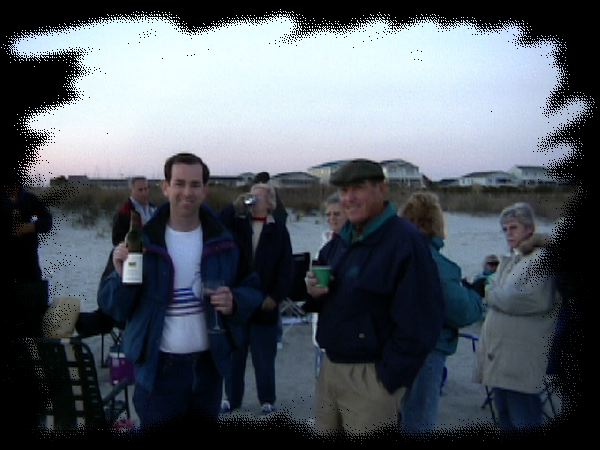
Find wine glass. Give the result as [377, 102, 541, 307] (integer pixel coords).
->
[204, 279, 225, 334]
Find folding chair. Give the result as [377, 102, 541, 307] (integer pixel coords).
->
[540, 377, 558, 419]
[75, 308, 123, 368]
[459, 332, 559, 424]
[312, 313, 325, 378]
[19, 337, 130, 430]
[458, 332, 497, 424]
[101, 328, 123, 368]
[280, 252, 311, 329]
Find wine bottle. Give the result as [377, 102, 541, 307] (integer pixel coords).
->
[122, 210, 143, 284]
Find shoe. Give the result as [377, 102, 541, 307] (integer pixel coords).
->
[220, 400, 231, 414]
[261, 403, 276, 415]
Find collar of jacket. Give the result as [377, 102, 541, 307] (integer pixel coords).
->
[339, 202, 397, 244]
[143, 202, 230, 249]
[430, 236, 445, 251]
[129, 196, 156, 212]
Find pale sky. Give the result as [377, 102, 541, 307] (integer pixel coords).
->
[10, 13, 588, 183]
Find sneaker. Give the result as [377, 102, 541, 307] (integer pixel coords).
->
[261, 403, 276, 415]
[220, 400, 231, 414]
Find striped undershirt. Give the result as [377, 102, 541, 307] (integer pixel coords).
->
[160, 224, 209, 353]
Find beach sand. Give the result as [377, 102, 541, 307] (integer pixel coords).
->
[86, 316, 560, 434]
[42, 211, 562, 434]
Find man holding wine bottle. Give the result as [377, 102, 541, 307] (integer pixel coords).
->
[99, 152, 263, 429]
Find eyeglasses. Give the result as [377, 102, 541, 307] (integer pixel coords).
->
[486, 261, 499, 266]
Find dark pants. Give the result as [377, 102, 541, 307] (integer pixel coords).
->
[401, 349, 447, 432]
[133, 351, 222, 428]
[225, 322, 278, 408]
[492, 387, 543, 430]
[12, 279, 48, 337]
[75, 309, 118, 337]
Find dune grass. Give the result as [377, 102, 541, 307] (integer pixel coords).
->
[32, 182, 574, 227]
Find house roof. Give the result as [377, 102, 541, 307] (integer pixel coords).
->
[461, 171, 513, 178]
[380, 159, 417, 168]
[308, 160, 351, 170]
[513, 165, 547, 171]
[272, 172, 319, 179]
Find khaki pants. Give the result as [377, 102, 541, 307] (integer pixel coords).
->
[315, 354, 405, 434]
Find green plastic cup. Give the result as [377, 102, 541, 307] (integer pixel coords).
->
[312, 265, 331, 288]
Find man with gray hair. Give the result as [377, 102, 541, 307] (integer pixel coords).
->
[112, 176, 157, 245]
[304, 159, 444, 434]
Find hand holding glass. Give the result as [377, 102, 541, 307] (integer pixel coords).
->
[204, 279, 225, 334]
[312, 265, 331, 288]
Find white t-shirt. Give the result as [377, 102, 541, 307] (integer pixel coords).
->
[160, 225, 209, 353]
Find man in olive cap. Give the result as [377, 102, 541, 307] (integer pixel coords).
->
[304, 159, 444, 434]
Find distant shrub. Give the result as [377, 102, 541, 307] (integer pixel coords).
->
[34, 183, 574, 224]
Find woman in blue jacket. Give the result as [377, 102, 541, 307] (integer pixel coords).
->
[400, 192, 484, 432]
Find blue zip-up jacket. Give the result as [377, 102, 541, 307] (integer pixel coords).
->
[303, 203, 445, 393]
[98, 203, 263, 392]
[429, 236, 483, 355]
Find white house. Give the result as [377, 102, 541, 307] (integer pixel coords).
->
[238, 172, 256, 186]
[308, 158, 423, 186]
[380, 159, 424, 188]
[271, 172, 320, 188]
[509, 165, 557, 186]
[437, 178, 460, 187]
[208, 176, 244, 187]
[307, 160, 351, 184]
[458, 171, 518, 187]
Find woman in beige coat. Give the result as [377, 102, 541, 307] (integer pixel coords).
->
[474, 202, 560, 430]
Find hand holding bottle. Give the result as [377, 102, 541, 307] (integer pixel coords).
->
[122, 210, 143, 284]
[112, 242, 129, 278]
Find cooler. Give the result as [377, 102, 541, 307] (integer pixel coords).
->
[108, 345, 135, 385]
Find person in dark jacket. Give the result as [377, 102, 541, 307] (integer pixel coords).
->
[98, 153, 263, 428]
[3, 179, 53, 336]
[400, 191, 483, 432]
[3, 180, 52, 283]
[303, 159, 444, 434]
[467, 254, 500, 299]
[112, 176, 157, 246]
[219, 182, 293, 415]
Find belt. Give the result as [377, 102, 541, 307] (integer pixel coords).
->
[159, 350, 211, 363]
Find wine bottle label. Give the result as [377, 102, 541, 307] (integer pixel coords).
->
[122, 253, 143, 284]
